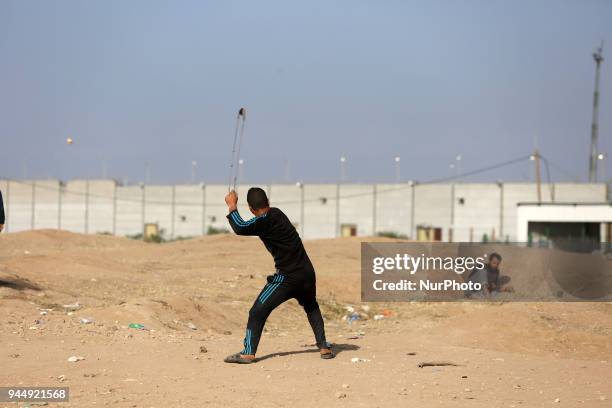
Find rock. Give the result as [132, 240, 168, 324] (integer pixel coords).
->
[554, 398, 561, 403]
[342, 384, 350, 389]
[335, 392, 347, 399]
[57, 375, 66, 382]
[199, 345, 208, 353]
[187, 322, 197, 330]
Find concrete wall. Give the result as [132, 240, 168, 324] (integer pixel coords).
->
[0, 179, 607, 242]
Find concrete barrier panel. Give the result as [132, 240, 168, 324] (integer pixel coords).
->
[87, 181, 116, 234]
[269, 184, 301, 229]
[338, 184, 376, 237]
[453, 183, 501, 242]
[375, 184, 412, 238]
[303, 184, 337, 239]
[33, 180, 61, 230]
[414, 184, 453, 241]
[174, 185, 205, 238]
[115, 185, 144, 236]
[143, 186, 173, 239]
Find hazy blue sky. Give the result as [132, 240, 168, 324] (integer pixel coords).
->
[1, 0, 611, 184]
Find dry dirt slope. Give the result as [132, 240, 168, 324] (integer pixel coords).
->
[0, 230, 610, 407]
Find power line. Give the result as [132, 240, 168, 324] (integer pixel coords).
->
[0, 153, 541, 207]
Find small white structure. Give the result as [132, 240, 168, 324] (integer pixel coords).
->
[517, 203, 612, 243]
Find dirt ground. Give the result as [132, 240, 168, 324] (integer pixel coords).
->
[0, 230, 610, 407]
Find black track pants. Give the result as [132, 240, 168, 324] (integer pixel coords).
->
[241, 270, 327, 355]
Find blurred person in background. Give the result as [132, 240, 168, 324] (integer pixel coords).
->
[0, 189, 5, 232]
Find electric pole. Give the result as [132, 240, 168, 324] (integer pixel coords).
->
[589, 42, 604, 182]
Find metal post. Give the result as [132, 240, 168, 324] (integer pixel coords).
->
[394, 156, 401, 182]
[533, 150, 542, 202]
[340, 156, 347, 182]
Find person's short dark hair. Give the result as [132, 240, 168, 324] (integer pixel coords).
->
[247, 187, 269, 210]
[489, 252, 502, 262]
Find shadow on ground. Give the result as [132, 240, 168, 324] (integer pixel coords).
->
[0, 274, 42, 291]
[256, 343, 360, 362]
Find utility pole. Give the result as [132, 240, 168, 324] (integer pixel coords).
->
[532, 150, 542, 202]
[589, 42, 604, 182]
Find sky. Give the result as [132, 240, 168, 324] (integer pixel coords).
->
[0, 0, 611, 184]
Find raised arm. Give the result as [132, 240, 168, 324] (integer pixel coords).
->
[225, 190, 267, 236]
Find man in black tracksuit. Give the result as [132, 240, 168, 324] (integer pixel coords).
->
[223, 187, 334, 363]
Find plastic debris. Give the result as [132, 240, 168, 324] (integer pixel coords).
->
[79, 317, 94, 324]
[186, 322, 197, 330]
[347, 312, 361, 322]
[63, 302, 81, 310]
[418, 361, 461, 368]
[128, 323, 146, 330]
[67, 356, 85, 363]
[373, 314, 385, 320]
[350, 357, 370, 363]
